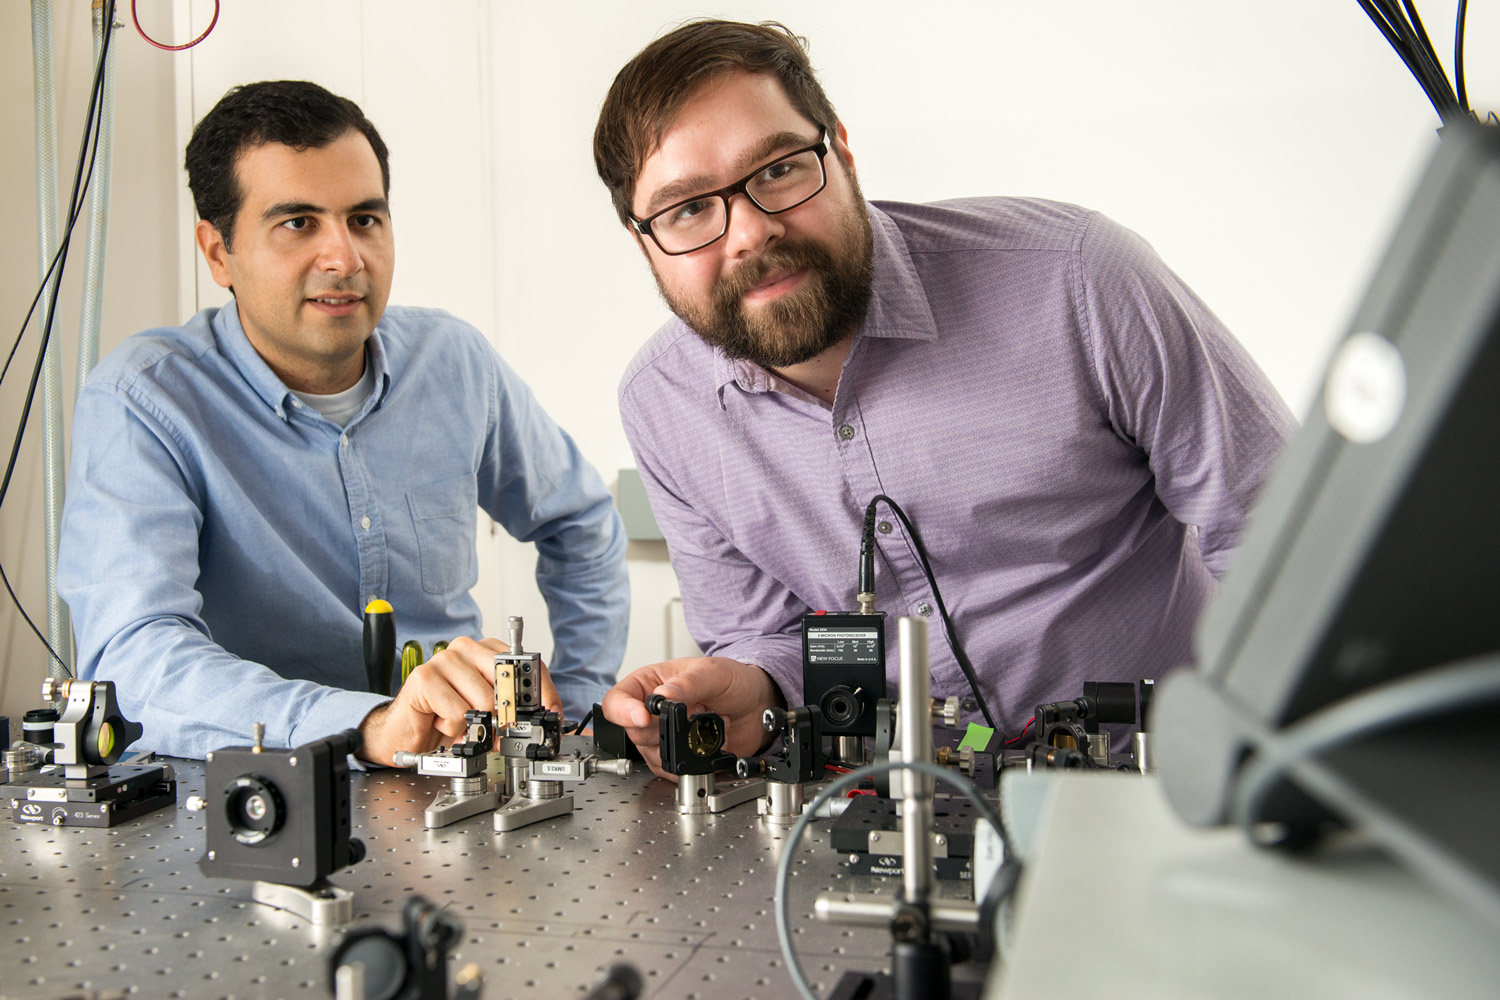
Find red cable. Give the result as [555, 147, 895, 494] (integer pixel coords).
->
[132, 0, 219, 51]
[1004, 715, 1035, 747]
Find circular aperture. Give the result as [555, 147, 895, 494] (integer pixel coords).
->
[685, 715, 725, 757]
[224, 776, 285, 846]
[821, 686, 860, 727]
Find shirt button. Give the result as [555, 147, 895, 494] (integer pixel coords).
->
[916, 602, 933, 617]
[340, 434, 349, 448]
[838, 424, 855, 441]
[962, 697, 978, 712]
[877, 520, 893, 534]
[290, 398, 303, 409]
[360, 515, 371, 531]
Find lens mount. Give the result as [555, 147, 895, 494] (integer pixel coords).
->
[224, 775, 285, 846]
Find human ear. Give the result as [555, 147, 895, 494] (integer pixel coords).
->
[626, 223, 652, 261]
[195, 219, 234, 290]
[833, 121, 856, 176]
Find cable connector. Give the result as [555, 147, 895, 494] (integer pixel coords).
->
[856, 500, 878, 612]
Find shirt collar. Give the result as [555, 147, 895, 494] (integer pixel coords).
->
[713, 202, 938, 400]
[212, 302, 393, 422]
[364, 326, 393, 414]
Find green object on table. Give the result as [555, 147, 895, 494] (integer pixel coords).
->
[959, 723, 994, 752]
[401, 640, 425, 684]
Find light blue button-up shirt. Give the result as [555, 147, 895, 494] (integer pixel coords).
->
[59, 303, 628, 759]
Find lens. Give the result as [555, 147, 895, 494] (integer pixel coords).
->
[746, 148, 825, 212]
[821, 686, 861, 727]
[224, 776, 284, 846]
[332, 933, 407, 1000]
[685, 714, 725, 757]
[654, 198, 727, 255]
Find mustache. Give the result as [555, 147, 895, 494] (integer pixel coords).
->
[713, 242, 832, 305]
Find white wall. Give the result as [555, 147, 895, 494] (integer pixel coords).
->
[487, 0, 1498, 679]
[3, 1, 1495, 719]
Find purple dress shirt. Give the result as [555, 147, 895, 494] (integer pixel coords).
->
[618, 198, 1295, 739]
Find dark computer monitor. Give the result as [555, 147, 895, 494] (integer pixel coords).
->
[1155, 122, 1500, 927]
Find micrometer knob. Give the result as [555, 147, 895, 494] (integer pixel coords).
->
[595, 758, 632, 777]
[932, 696, 961, 728]
[391, 751, 420, 768]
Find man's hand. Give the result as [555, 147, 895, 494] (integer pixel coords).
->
[358, 635, 562, 766]
[601, 656, 782, 780]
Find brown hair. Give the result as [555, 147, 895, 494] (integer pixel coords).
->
[593, 20, 839, 225]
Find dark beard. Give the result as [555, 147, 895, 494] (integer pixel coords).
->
[656, 204, 874, 370]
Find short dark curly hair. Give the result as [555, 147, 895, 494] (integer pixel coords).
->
[185, 80, 390, 250]
[594, 20, 839, 226]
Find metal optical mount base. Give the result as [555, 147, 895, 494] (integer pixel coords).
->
[394, 712, 503, 830]
[424, 774, 503, 830]
[758, 780, 806, 826]
[832, 735, 866, 766]
[494, 753, 632, 832]
[252, 879, 354, 926]
[677, 772, 766, 815]
[4, 762, 177, 828]
[494, 779, 575, 832]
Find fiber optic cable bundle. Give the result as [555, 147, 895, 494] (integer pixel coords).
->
[1357, 0, 1493, 125]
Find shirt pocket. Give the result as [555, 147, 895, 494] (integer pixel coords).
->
[406, 473, 478, 596]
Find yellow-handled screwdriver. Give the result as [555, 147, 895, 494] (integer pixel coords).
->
[401, 640, 425, 685]
[363, 599, 396, 696]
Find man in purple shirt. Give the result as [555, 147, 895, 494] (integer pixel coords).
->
[596, 20, 1295, 777]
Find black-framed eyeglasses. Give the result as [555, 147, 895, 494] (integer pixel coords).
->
[631, 130, 831, 255]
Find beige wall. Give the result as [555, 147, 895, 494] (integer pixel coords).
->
[0, 2, 179, 718]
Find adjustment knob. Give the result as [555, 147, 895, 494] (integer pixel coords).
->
[932, 696, 960, 728]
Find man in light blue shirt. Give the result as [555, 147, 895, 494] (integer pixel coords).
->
[58, 81, 627, 764]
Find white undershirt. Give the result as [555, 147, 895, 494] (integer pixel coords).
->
[290, 361, 376, 428]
